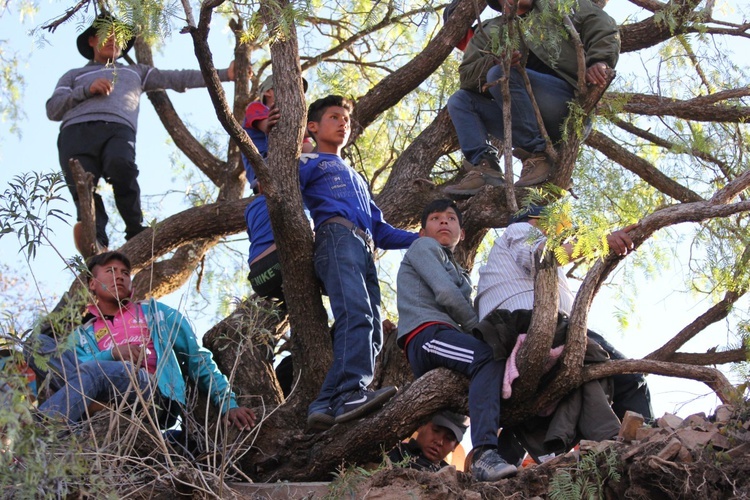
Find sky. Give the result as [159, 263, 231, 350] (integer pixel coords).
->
[0, 0, 748, 429]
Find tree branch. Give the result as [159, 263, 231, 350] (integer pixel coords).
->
[585, 130, 703, 203]
[582, 359, 735, 403]
[646, 291, 742, 361]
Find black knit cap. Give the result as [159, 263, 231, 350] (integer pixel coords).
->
[76, 13, 135, 60]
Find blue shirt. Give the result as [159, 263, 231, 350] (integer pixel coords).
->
[245, 195, 275, 265]
[299, 153, 417, 250]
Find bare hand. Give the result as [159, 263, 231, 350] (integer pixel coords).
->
[606, 223, 637, 256]
[110, 343, 144, 363]
[225, 407, 256, 431]
[586, 62, 610, 86]
[494, 50, 522, 67]
[89, 78, 114, 96]
[266, 105, 281, 130]
[382, 318, 397, 336]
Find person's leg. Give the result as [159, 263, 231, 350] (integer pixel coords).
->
[407, 324, 516, 480]
[587, 330, 654, 421]
[39, 359, 151, 425]
[100, 123, 145, 241]
[309, 224, 393, 426]
[58, 123, 109, 247]
[24, 333, 77, 394]
[525, 69, 576, 146]
[407, 324, 503, 448]
[447, 89, 505, 165]
[486, 65, 547, 154]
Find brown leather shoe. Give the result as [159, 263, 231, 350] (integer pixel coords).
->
[515, 152, 554, 187]
[445, 167, 505, 196]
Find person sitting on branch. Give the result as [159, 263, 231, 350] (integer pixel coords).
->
[444, 0, 620, 195]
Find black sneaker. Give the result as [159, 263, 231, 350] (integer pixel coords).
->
[471, 448, 518, 481]
[307, 408, 335, 432]
[334, 386, 398, 424]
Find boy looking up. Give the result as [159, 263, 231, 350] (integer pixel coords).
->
[299, 96, 418, 431]
[397, 199, 517, 481]
[47, 13, 240, 251]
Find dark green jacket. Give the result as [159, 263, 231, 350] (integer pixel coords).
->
[458, 0, 620, 93]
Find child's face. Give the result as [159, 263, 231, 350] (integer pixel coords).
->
[263, 88, 275, 105]
[89, 33, 122, 63]
[308, 106, 351, 153]
[420, 208, 464, 250]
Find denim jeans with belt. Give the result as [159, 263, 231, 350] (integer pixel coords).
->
[447, 65, 575, 165]
[308, 222, 382, 415]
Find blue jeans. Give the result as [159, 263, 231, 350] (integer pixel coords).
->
[309, 223, 382, 415]
[407, 324, 505, 448]
[26, 333, 152, 425]
[447, 65, 575, 164]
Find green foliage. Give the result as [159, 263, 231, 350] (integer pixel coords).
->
[326, 461, 378, 499]
[0, 383, 111, 499]
[549, 448, 621, 500]
[0, 172, 70, 260]
[0, 40, 25, 140]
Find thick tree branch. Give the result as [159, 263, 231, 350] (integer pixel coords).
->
[582, 359, 735, 403]
[668, 348, 749, 365]
[131, 238, 217, 300]
[619, 0, 703, 53]
[133, 40, 227, 186]
[585, 130, 703, 203]
[68, 159, 98, 258]
[248, 368, 469, 482]
[513, 250, 561, 399]
[352, 0, 485, 137]
[603, 90, 750, 123]
[646, 291, 742, 361]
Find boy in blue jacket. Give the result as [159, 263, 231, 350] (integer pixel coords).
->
[300, 95, 418, 431]
[29, 251, 255, 430]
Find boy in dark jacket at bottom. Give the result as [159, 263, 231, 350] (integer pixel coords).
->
[396, 199, 517, 481]
[388, 411, 469, 472]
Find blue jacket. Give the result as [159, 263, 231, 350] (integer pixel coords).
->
[72, 299, 237, 413]
[299, 153, 417, 250]
[245, 195, 275, 265]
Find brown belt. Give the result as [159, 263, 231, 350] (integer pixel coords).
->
[321, 216, 375, 253]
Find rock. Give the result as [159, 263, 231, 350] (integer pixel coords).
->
[657, 413, 684, 430]
[635, 427, 661, 441]
[618, 411, 645, 442]
[677, 429, 732, 451]
[656, 438, 683, 460]
[714, 405, 735, 423]
[681, 413, 708, 430]
[676, 446, 693, 463]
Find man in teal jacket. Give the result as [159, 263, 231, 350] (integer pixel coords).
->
[33, 251, 255, 430]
